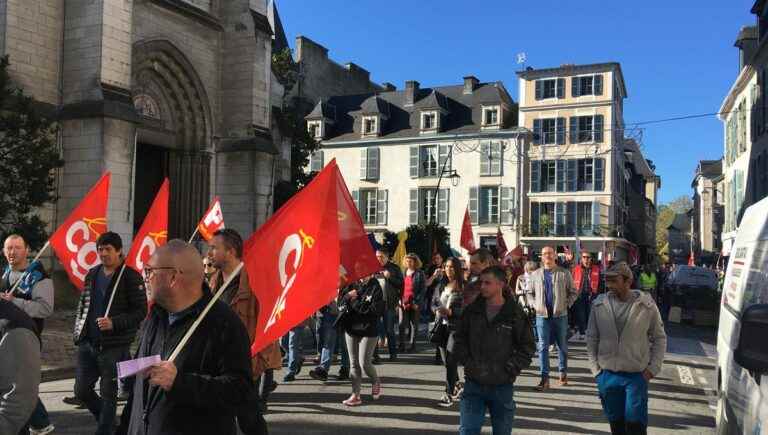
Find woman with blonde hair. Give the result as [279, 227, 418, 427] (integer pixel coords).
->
[399, 253, 426, 352]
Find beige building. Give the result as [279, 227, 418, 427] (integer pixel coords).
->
[691, 160, 724, 265]
[517, 62, 658, 261]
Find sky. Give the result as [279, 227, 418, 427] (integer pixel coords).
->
[276, 0, 754, 204]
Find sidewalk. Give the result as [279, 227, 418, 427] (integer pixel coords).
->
[41, 309, 77, 382]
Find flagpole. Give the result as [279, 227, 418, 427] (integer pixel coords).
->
[168, 261, 243, 363]
[103, 263, 127, 317]
[4, 240, 51, 295]
[187, 227, 199, 244]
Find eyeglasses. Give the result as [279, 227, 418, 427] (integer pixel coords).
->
[143, 266, 179, 280]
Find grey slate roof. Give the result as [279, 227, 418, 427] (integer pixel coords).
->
[415, 90, 448, 111]
[316, 81, 515, 143]
[358, 95, 390, 117]
[306, 100, 336, 120]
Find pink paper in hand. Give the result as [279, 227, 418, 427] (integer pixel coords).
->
[117, 355, 161, 379]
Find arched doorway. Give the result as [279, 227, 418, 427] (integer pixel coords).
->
[131, 40, 213, 239]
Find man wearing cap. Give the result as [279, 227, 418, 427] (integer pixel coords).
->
[586, 262, 667, 435]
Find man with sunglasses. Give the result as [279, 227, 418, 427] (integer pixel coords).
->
[121, 240, 252, 435]
[72, 231, 146, 435]
[571, 251, 604, 341]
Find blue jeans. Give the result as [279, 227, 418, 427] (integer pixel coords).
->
[459, 380, 515, 435]
[337, 328, 350, 370]
[318, 315, 338, 372]
[597, 371, 649, 426]
[27, 398, 51, 430]
[74, 342, 129, 435]
[536, 315, 568, 379]
[282, 326, 304, 374]
[382, 307, 398, 355]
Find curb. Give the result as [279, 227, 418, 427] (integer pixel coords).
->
[42, 366, 76, 383]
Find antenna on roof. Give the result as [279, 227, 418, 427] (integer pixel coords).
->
[516, 52, 527, 71]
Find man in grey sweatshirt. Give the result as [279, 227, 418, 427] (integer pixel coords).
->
[0, 299, 41, 435]
[586, 262, 667, 435]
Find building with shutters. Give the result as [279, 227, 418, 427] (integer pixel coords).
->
[516, 62, 655, 261]
[306, 77, 529, 251]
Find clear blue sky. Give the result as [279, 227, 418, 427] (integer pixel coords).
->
[277, 0, 754, 204]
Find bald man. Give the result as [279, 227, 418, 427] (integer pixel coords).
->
[121, 240, 253, 435]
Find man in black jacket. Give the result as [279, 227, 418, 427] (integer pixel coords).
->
[452, 266, 535, 435]
[73, 232, 147, 435]
[123, 239, 253, 435]
[373, 249, 403, 362]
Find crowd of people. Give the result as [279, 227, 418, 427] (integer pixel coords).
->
[0, 229, 671, 435]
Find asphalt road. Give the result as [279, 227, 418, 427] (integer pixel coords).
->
[41, 324, 716, 434]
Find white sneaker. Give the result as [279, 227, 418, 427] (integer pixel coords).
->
[29, 425, 55, 435]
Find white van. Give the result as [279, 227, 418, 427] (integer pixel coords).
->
[716, 196, 768, 434]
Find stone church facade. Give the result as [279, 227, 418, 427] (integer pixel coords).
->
[0, 0, 380, 246]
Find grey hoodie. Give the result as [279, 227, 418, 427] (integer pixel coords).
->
[0, 303, 41, 434]
[586, 289, 667, 377]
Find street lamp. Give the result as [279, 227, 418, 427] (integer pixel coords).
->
[427, 146, 460, 256]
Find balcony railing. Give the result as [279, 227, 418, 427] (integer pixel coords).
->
[522, 224, 629, 238]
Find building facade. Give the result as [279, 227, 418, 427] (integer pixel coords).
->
[691, 160, 724, 265]
[516, 63, 657, 261]
[307, 77, 527, 251]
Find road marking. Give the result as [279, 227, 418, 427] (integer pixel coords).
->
[698, 376, 708, 385]
[677, 365, 695, 385]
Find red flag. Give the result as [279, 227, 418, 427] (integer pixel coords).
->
[126, 179, 169, 274]
[196, 196, 225, 241]
[50, 173, 111, 290]
[496, 228, 508, 259]
[688, 251, 695, 266]
[460, 207, 476, 253]
[245, 160, 378, 355]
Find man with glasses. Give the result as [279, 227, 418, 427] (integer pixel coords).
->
[121, 240, 252, 435]
[571, 251, 603, 341]
[72, 231, 146, 435]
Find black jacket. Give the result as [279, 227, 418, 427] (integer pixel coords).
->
[74, 263, 147, 349]
[377, 261, 404, 309]
[451, 295, 535, 385]
[122, 287, 253, 435]
[339, 278, 385, 337]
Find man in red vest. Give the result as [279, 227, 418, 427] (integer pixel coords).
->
[571, 251, 603, 341]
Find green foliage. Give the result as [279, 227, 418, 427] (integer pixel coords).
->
[0, 56, 62, 250]
[404, 223, 450, 264]
[655, 195, 693, 261]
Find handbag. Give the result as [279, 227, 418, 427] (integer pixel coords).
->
[428, 320, 449, 346]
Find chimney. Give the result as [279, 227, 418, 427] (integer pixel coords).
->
[735, 26, 758, 70]
[463, 76, 479, 94]
[405, 80, 420, 106]
[381, 82, 396, 92]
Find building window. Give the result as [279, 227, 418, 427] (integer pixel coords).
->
[310, 150, 324, 172]
[420, 145, 439, 177]
[421, 112, 437, 130]
[363, 116, 378, 135]
[535, 78, 565, 100]
[479, 236, 498, 253]
[738, 100, 747, 153]
[409, 188, 450, 225]
[543, 161, 557, 192]
[571, 74, 603, 97]
[359, 147, 380, 180]
[410, 145, 451, 178]
[480, 142, 503, 176]
[577, 159, 594, 191]
[482, 107, 500, 126]
[307, 121, 323, 139]
[533, 118, 566, 145]
[530, 158, 605, 193]
[576, 202, 593, 234]
[353, 189, 388, 226]
[479, 186, 500, 224]
[569, 115, 604, 143]
[531, 201, 596, 236]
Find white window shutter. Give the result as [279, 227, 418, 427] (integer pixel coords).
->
[359, 148, 368, 180]
[438, 188, 450, 226]
[409, 189, 419, 225]
[592, 200, 600, 235]
[480, 142, 490, 175]
[410, 146, 419, 178]
[439, 145, 451, 172]
[377, 190, 388, 225]
[500, 186, 512, 225]
[368, 147, 380, 180]
[469, 186, 479, 224]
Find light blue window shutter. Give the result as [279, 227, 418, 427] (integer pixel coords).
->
[377, 190, 388, 225]
[556, 118, 566, 145]
[533, 119, 542, 145]
[594, 74, 603, 95]
[594, 115, 604, 142]
[491, 142, 502, 175]
[531, 160, 541, 193]
[439, 145, 451, 172]
[556, 160, 566, 192]
[352, 190, 361, 219]
[555, 202, 565, 236]
[556, 78, 565, 99]
[368, 147, 380, 180]
[500, 186, 513, 225]
[409, 189, 419, 224]
[571, 77, 580, 97]
[567, 202, 576, 236]
[480, 142, 490, 175]
[359, 148, 368, 180]
[592, 200, 600, 235]
[410, 146, 419, 178]
[569, 116, 578, 143]
[595, 158, 605, 191]
[567, 159, 577, 191]
[531, 202, 540, 234]
[469, 186, 479, 224]
[438, 188, 450, 226]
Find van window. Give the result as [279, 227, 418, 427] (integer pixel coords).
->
[743, 245, 768, 308]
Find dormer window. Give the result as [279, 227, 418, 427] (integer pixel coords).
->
[307, 121, 323, 139]
[363, 116, 378, 135]
[421, 111, 437, 130]
[482, 106, 500, 127]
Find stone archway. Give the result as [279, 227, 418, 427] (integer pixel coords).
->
[131, 39, 214, 239]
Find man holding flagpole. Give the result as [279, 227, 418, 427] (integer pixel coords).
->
[72, 231, 146, 435]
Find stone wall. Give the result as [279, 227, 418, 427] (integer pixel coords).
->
[0, 0, 63, 105]
[294, 36, 382, 105]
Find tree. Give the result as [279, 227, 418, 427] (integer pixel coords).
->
[0, 56, 62, 250]
[271, 48, 318, 211]
[405, 223, 450, 265]
[655, 195, 693, 260]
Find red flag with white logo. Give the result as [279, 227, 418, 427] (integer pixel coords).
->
[460, 207, 476, 253]
[196, 196, 225, 241]
[245, 159, 378, 355]
[496, 228, 508, 259]
[49, 173, 111, 290]
[126, 179, 169, 274]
